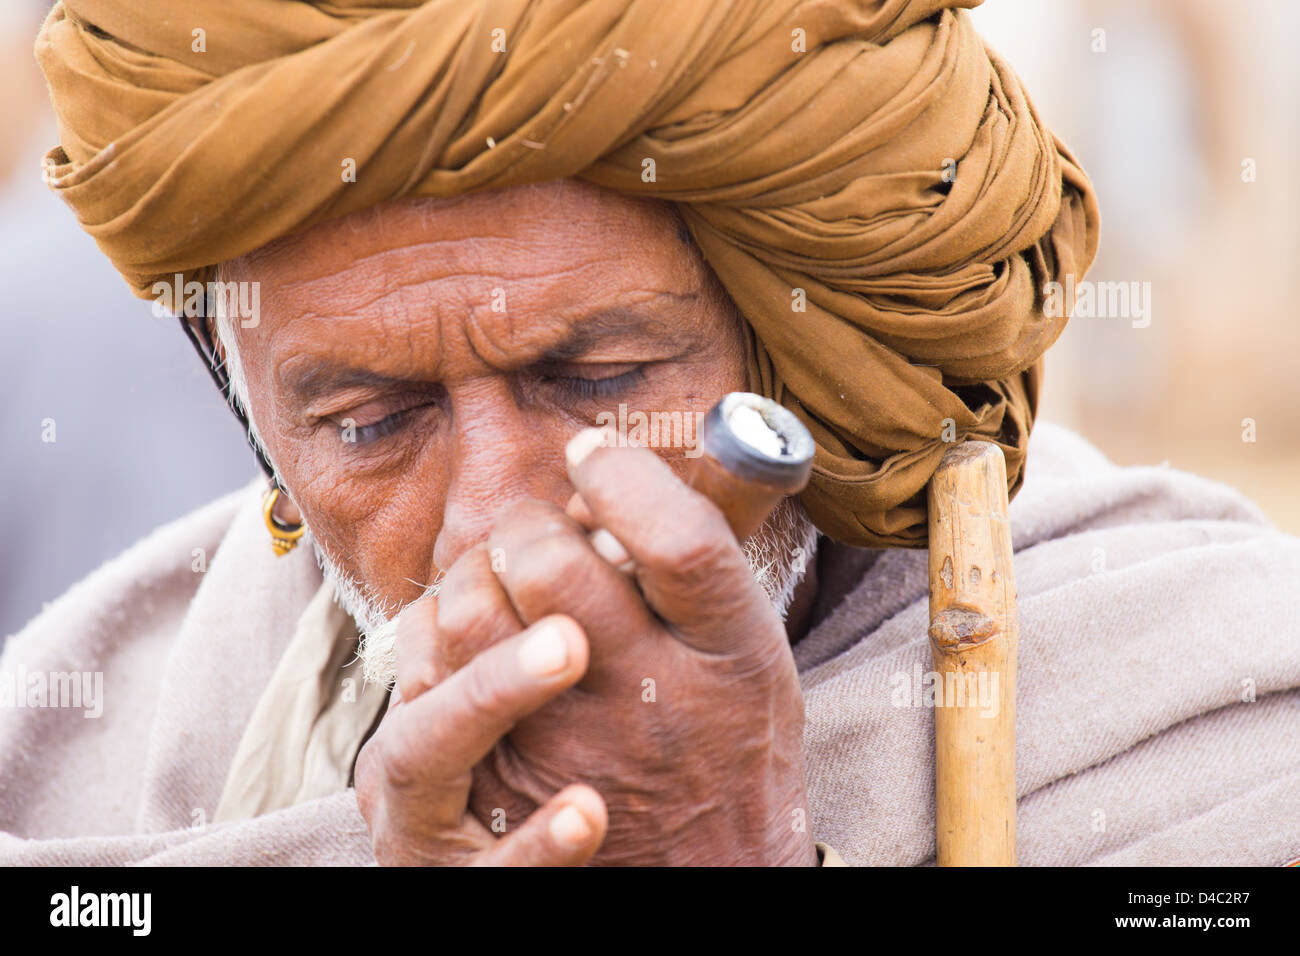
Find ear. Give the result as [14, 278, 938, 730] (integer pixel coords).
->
[272, 487, 303, 526]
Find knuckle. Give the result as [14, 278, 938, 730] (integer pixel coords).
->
[437, 581, 508, 646]
[435, 550, 506, 668]
[397, 659, 438, 701]
[459, 654, 516, 720]
[376, 724, 423, 791]
[440, 543, 493, 593]
[723, 634, 800, 688]
[502, 530, 593, 613]
[644, 520, 737, 592]
[490, 498, 564, 549]
[518, 532, 588, 586]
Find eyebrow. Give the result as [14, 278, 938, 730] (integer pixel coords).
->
[532, 305, 681, 362]
[282, 298, 695, 405]
[283, 365, 419, 404]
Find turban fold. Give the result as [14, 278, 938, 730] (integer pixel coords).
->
[36, 0, 1099, 547]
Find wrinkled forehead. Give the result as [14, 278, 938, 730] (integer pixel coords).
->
[225, 179, 694, 298]
[220, 178, 733, 384]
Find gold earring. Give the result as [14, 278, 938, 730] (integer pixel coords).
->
[262, 485, 305, 556]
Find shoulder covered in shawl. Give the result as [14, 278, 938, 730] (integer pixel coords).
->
[798, 422, 1300, 866]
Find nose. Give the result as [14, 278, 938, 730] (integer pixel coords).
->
[432, 382, 571, 570]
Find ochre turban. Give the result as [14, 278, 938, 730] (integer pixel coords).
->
[36, 0, 1099, 547]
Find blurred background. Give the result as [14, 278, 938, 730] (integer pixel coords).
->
[970, 0, 1300, 537]
[2, 0, 1298, 636]
[0, 2, 258, 638]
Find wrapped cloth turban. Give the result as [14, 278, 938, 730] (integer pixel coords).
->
[36, 0, 1100, 546]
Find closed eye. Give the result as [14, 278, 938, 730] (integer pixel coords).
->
[334, 398, 439, 446]
[543, 366, 646, 401]
[329, 367, 647, 447]
[345, 405, 426, 445]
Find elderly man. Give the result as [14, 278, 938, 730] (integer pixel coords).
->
[3, 0, 1299, 867]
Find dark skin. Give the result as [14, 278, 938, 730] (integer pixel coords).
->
[228, 179, 820, 866]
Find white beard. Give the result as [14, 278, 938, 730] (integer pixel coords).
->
[314, 496, 820, 687]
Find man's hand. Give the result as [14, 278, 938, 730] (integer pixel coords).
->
[353, 612, 608, 865]
[400, 434, 818, 866]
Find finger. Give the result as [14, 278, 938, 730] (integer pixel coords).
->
[569, 493, 634, 573]
[565, 429, 772, 655]
[473, 784, 607, 867]
[394, 596, 439, 702]
[564, 492, 597, 530]
[436, 544, 525, 677]
[485, 498, 657, 687]
[381, 614, 589, 824]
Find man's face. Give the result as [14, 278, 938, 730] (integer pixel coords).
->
[227, 179, 756, 622]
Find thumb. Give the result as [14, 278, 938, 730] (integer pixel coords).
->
[473, 784, 607, 867]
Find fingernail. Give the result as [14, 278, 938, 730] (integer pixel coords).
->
[550, 805, 594, 847]
[589, 528, 632, 570]
[518, 622, 569, 678]
[565, 427, 611, 470]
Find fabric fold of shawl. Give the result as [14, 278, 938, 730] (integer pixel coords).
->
[214, 583, 388, 824]
[35, 0, 1100, 546]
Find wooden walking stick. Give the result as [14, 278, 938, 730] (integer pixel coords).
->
[927, 441, 1018, 866]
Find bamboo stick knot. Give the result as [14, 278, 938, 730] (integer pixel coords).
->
[928, 605, 1000, 651]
